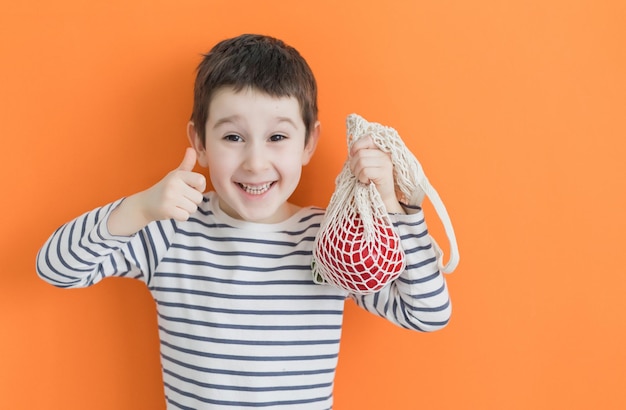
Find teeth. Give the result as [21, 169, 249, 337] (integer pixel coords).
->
[239, 182, 272, 195]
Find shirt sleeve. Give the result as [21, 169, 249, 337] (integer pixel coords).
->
[35, 199, 171, 288]
[349, 204, 452, 332]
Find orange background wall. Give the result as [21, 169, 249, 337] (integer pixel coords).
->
[1, 1, 625, 409]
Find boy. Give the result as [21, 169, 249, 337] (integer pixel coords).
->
[36, 34, 451, 409]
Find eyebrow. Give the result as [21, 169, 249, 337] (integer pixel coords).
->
[211, 115, 299, 130]
[275, 116, 299, 129]
[212, 115, 239, 130]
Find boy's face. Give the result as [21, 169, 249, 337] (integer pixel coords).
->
[189, 86, 319, 223]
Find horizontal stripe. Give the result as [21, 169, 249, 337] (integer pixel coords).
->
[165, 382, 332, 408]
[161, 339, 338, 362]
[154, 272, 318, 286]
[159, 257, 313, 272]
[163, 368, 333, 392]
[156, 300, 343, 316]
[169, 242, 312, 258]
[158, 325, 341, 346]
[161, 353, 336, 377]
[152, 286, 346, 301]
[158, 313, 342, 331]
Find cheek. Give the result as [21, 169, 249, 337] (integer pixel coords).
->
[283, 143, 310, 164]
[278, 152, 305, 172]
[206, 154, 232, 181]
[279, 159, 304, 186]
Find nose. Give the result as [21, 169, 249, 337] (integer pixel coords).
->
[242, 142, 270, 172]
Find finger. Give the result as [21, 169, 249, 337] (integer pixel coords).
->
[183, 185, 205, 205]
[350, 157, 375, 184]
[180, 171, 206, 193]
[177, 147, 197, 172]
[353, 164, 383, 185]
[170, 207, 193, 222]
[178, 196, 201, 215]
[352, 157, 395, 191]
[169, 194, 202, 222]
[350, 149, 388, 174]
[350, 135, 376, 156]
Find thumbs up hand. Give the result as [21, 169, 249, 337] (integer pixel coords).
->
[141, 147, 206, 222]
[107, 148, 206, 236]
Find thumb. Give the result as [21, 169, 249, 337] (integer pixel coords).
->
[177, 147, 197, 172]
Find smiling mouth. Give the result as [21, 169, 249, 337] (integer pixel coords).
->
[238, 182, 274, 195]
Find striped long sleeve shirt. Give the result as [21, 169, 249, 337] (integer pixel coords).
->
[36, 191, 451, 409]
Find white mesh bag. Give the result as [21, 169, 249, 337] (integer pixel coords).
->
[312, 113, 459, 294]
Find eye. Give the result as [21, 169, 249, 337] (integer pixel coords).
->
[269, 134, 287, 142]
[224, 134, 242, 142]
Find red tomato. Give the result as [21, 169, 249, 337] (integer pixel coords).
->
[316, 213, 405, 293]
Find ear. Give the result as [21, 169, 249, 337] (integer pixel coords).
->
[187, 121, 209, 168]
[301, 121, 321, 166]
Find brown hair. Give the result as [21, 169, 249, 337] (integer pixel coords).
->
[191, 34, 318, 146]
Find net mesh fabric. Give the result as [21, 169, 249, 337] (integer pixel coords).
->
[312, 113, 459, 294]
